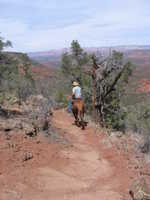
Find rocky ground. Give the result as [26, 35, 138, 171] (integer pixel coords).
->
[0, 103, 150, 200]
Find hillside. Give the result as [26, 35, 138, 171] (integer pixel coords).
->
[28, 46, 150, 94]
[3, 51, 56, 78]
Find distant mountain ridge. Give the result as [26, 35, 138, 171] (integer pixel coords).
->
[28, 45, 150, 69]
[28, 45, 150, 58]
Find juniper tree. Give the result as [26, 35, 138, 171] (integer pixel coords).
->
[91, 50, 135, 130]
[60, 40, 92, 111]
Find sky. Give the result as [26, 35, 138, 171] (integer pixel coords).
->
[0, 0, 150, 52]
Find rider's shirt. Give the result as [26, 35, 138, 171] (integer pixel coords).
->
[72, 86, 82, 98]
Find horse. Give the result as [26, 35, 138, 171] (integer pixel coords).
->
[72, 98, 86, 130]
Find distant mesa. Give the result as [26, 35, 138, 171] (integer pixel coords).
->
[27, 45, 150, 70]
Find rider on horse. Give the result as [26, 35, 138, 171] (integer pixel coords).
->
[69, 81, 82, 112]
[69, 81, 86, 129]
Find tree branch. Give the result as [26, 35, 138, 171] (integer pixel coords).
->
[104, 66, 125, 98]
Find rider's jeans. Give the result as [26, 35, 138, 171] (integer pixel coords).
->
[69, 100, 72, 112]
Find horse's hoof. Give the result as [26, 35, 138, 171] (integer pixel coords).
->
[81, 124, 85, 130]
[84, 122, 88, 126]
[75, 121, 80, 127]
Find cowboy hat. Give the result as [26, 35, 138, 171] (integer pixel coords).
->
[72, 81, 79, 86]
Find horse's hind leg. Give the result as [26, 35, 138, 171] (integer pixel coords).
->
[73, 113, 77, 125]
[76, 115, 80, 127]
[73, 109, 80, 127]
[80, 111, 85, 130]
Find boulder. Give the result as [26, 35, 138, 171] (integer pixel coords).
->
[0, 119, 22, 131]
[21, 122, 36, 137]
[0, 95, 53, 136]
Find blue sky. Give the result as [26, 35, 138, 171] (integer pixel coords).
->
[0, 0, 150, 52]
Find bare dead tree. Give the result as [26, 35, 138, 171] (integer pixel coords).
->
[91, 51, 133, 129]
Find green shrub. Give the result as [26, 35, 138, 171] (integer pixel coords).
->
[126, 103, 150, 135]
[55, 90, 68, 107]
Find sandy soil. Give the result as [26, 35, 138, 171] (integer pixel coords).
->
[0, 109, 149, 200]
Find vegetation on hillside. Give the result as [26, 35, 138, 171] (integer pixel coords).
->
[0, 35, 35, 104]
[124, 90, 150, 153]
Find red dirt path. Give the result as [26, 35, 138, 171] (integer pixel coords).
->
[0, 109, 145, 200]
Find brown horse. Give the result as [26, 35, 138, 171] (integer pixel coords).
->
[72, 98, 86, 130]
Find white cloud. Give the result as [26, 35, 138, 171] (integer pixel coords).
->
[0, 0, 150, 52]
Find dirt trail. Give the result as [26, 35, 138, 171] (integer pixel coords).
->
[0, 109, 134, 200]
[49, 109, 132, 200]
